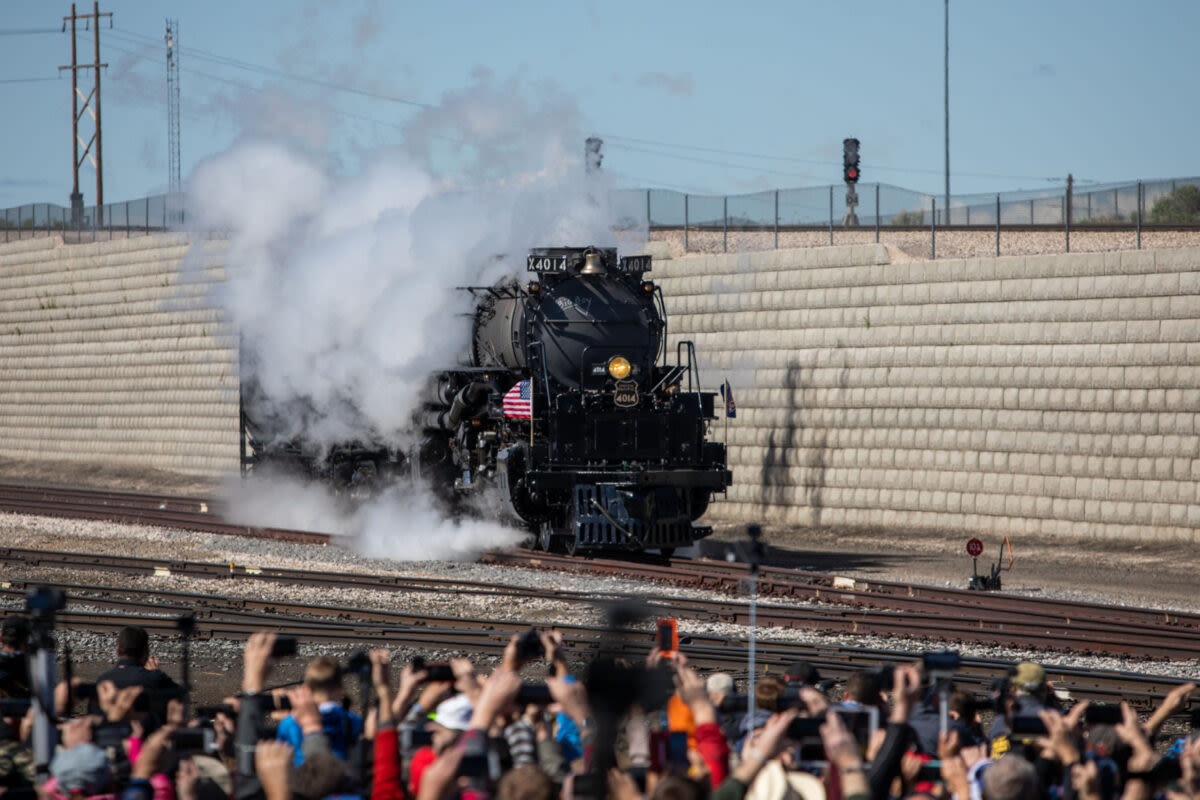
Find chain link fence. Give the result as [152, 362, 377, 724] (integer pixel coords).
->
[633, 177, 1200, 255]
[0, 193, 184, 244]
[4, 177, 1198, 255]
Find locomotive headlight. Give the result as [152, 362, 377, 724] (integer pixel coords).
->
[607, 356, 632, 380]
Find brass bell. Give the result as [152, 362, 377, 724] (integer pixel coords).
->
[580, 250, 605, 275]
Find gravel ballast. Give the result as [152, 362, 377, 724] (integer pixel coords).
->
[4, 509, 1199, 707]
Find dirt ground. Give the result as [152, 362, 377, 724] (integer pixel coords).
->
[705, 521, 1200, 614]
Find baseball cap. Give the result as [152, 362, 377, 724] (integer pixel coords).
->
[1013, 662, 1046, 692]
[50, 744, 111, 795]
[432, 694, 474, 731]
[783, 661, 822, 685]
[706, 673, 734, 696]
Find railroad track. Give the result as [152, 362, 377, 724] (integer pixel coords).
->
[0, 483, 327, 544]
[0, 577, 1185, 710]
[3, 484, 1200, 661]
[5, 545, 1200, 662]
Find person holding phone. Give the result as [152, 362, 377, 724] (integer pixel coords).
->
[93, 626, 183, 729]
[987, 661, 1052, 752]
[673, 661, 730, 787]
[274, 657, 363, 767]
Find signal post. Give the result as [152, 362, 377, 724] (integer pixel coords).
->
[842, 137, 861, 227]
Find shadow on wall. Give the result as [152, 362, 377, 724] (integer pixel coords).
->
[759, 352, 850, 526]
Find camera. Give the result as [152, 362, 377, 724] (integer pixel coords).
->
[171, 727, 216, 756]
[515, 628, 544, 662]
[1010, 714, 1048, 741]
[410, 656, 454, 683]
[346, 651, 371, 676]
[401, 726, 433, 753]
[1084, 703, 1122, 726]
[515, 683, 552, 706]
[270, 637, 298, 658]
[92, 721, 132, 749]
[785, 716, 823, 740]
[922, 651, 960, 679]
[25, 587, 66, 615]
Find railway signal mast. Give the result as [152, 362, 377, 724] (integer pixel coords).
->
[843, 137, 860, 227]
[585, 137, 603, 173]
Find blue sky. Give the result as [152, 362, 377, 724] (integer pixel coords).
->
[1, 0, 1197, 209]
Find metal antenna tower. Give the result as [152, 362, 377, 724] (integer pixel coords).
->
[165, 20, 181, 207]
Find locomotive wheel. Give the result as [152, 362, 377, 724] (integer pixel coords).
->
[563, 533, 579, 557]
[538, 523, 554, 552]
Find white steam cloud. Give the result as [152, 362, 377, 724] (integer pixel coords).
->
[190, 75, 645, 560]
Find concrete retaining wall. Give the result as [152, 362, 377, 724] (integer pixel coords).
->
[3, 233, 1198, 543]
[0, 234, 238, 478]
[651, 244, 1200, 543]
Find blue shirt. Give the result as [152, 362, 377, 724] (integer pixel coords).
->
[276, 701, 364, 766]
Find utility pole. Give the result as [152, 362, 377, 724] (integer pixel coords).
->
[59, 2, 111, 227]
[166, 20, 181, 218]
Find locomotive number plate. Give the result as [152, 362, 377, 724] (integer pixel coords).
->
[527, 254, 568, 272]
[618, 255, 652, 273]
[613, 380, 639, 408]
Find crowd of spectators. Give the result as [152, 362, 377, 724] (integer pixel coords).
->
[0, 607, 1198, 800]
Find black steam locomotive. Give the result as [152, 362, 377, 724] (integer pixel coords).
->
[240, 246, 731, 555]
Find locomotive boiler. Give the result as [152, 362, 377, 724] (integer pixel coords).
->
[241, 246, 731, 555]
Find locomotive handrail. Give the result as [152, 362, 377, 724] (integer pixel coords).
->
[653, 286, 668, 365]
[455, 284, 525, 299]
[529, 340, 553, 408]
[650, 364, 686, 394]
[676, 340, 703, 408]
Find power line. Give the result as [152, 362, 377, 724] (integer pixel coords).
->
[606, 142, 818, 181]
[101, 25, 1074, 191]
[0, 77, 63, 84]
[603, 133, 831, 166]
[0, 28, 61, 35]
[609, 134, 1060, 184]
[109, 26, 432, 109]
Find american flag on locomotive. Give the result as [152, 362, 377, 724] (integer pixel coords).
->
[502, 379, 532, 419]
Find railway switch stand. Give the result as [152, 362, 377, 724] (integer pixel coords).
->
[966, 536, 1014, 591]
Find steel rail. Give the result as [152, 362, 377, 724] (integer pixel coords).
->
[5, 486, 1200, 660]
[6, 545, 1200, 661]
[5, 581, 1188, 710]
